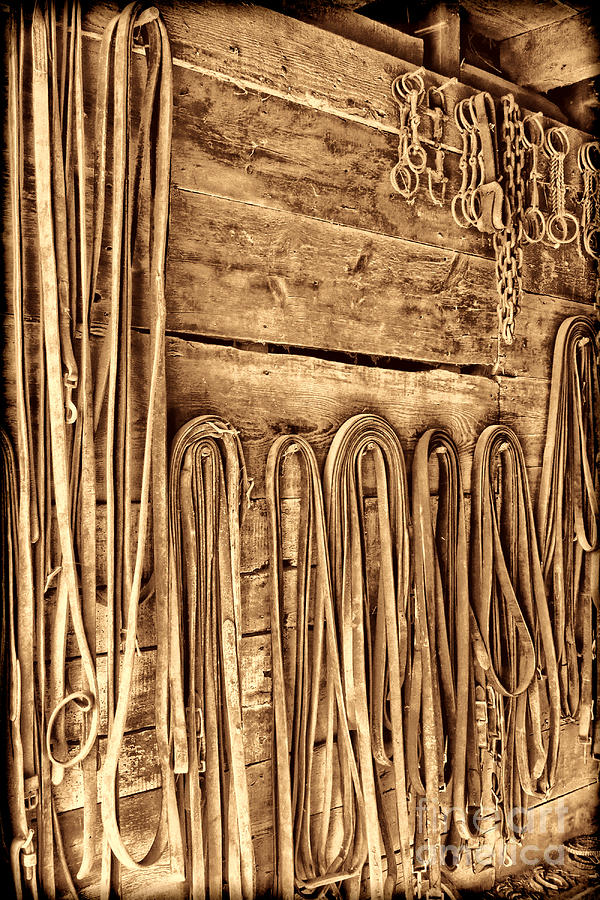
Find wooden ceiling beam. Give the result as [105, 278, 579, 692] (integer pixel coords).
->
[412, 1, 460, 77]
[498, 11, 600, 92]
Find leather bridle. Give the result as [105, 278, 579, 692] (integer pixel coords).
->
[536, 316, 599, 748]
[470, 425, 561, 845]
[169, 416, 256, 900]
[89, 3, 186, 892]
[410, 429, 482, 891]
[267, 435, 367, 899]
[323, 414, 413, 900]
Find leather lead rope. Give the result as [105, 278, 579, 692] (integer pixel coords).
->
[93, 2, 185, 886]
[169, 416, 256, 899]
[411, 429, 480, 891]
[7, 9, 42, 898]
[470, 425, 560, 845]
[536, 316, 599, 747]
[323, 414, 413, 900]
[32, 2, 101, 889]
[267, 435, 367, 899]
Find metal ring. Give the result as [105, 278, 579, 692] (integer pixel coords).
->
[401, 69, 424, 95]
[391, 75, 408, 105]
[522, 206, 546, 243]
[579, 140, 600, 172]
[451, 192, 471, 228]
[547, 212, 579, 245]
[583, 224, 600, 259]
[390, 162, 419, 199]
[544, 125, 570, 157]
[522, 113, 545, 149]
[406, 142, 427, 174]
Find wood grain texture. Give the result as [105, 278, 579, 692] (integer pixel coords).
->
[499, 11, 600, 93]
[461, 0, 580, 41]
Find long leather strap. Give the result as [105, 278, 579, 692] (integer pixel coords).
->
[169, 416, 256, 899]
[323, 414, 414, 900]
[411, 429, 480, 891]
[536, 316, 599, 743]
[95, 2, 185, 883]
[267, 435, 367, 899]
[470, 425, 560, 845]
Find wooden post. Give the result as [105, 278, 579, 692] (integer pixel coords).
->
[413, 1, 461, 78]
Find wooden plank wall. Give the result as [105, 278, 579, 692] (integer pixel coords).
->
[2, 1, 599, 896]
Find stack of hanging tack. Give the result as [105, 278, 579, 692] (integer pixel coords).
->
[2, 2, 600, 899]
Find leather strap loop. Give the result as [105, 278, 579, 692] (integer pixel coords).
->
[267, 435, 367, 898]
[170, 417, 256, 899]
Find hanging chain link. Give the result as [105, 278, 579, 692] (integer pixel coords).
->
[578, 140, 600, 320]
[493, 94, 525, 345]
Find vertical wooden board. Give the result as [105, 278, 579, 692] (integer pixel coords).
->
[498, 374, 549, 470]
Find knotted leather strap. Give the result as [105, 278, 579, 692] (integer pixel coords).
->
[169, 416, 255, 900]
[411, 429, 480, 888]
[93, 2, 185, 885]
[267, 435, 367, 899]
[537, 316, 599, 744]
[323, 414, 414, 900]
[470, 425, 560, 844]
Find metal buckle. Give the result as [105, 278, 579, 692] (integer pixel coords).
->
[24, 775, 39, 811]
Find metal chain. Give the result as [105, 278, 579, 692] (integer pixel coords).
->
[544, 126, 579, 248]
[578, 141, 600, 320]
[493, 94, 525, 345]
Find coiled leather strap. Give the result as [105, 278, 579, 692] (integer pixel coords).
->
[169, 416, 256, 900]
[470, 425, 560, 843]
[537, 316, 599, 745]
[323, 414, 413, 900]
[267, 435, 367, 899]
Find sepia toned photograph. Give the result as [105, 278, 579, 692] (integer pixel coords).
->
[1, 0, 599, 897]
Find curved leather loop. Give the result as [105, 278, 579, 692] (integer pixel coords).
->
[170, 417, 256, 900]
[537, 316, 599, 742]
[32, 1, 100, 783]
[267, 435, 367, 899]
[471, 425, 560, 840]
[94, 3, 185, 882]
[323, 414, 414, 900]
[411, 429, 481, 862]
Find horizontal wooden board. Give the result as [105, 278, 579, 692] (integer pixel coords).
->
[1, 324, 500, 500]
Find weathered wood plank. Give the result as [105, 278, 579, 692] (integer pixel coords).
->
[162, 189, 501, 367]
[499, 11, 600, 93]
[498, 374, 549, 472]
[79, 0, 446, 131]
[461, 0, 580, 41]
[1, 324, 499, 500]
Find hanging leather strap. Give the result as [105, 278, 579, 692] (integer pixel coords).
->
[323, 414, 414, 900]
[32, 0, 100, 804]
[472, 92, 505, 234]
[95, 2, 185, 883]
[536, 315, 599, 743]
[267, 435, 367, 899]
[411, 429, 481, 887]
[470, 425, 561, 845]
[169, 416, 256, 900]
